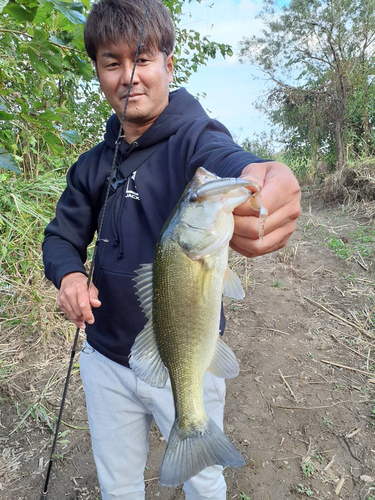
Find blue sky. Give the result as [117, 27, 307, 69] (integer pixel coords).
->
[180, 0, 277, 143]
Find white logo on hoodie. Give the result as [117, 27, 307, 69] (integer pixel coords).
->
[125, 171, 140, 201]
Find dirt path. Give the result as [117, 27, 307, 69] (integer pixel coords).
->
[1, 196, 374, 500]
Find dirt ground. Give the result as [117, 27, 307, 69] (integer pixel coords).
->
[1, 194, 374, 500]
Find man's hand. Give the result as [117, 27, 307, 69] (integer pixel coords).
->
[57, 272, 101, 329]
[231, 162, 301, 258]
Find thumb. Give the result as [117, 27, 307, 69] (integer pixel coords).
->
[240, 163, 269, 188]
[89, 283, 101, 306]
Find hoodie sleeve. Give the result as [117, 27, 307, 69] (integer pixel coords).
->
[187, 119, 271, 179]
[42, 160, 98, 289]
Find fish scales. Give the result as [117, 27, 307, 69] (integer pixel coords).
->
[154, 241, 226, 430]
[130, 167, 268, 486]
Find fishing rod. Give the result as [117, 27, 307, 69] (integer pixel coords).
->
[39, 1, 152, 497]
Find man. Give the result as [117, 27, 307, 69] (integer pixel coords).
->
[43, 0, 301, 498]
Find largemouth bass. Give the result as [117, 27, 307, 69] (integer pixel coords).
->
[129, 167, 267, 486]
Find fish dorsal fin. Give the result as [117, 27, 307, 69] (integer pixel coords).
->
[129, 320, 168, 388]
[133, 263, 154, 319]
[207, 336, 240, 379]
[130, 263, 168, 388]
[223, 267, 245, 300]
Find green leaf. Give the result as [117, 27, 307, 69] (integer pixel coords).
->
[72, 54, 93, 80]
[44, 132, 64, 154]
[0, 0, 9, 14]
[33, 1, 53, 23]
[43, 51, 62, 72]
[48, 0, 86, 24]
[3, 1, 38, 21]
[27, 48, 50, 76]
[49, 35, 68, 46]
[69, 24, 85, 51]
[0, 150, 21, 173]
[0, 111, 14, 120]
[61, 129, 82, 144]
[38, 109, 61, 121]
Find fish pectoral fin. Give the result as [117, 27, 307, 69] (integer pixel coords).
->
[207, 336, 240, 379]
[133, 263, 153, 319]
[222, 267, 245, 300]
[160, 418, 245, 487]
[129, 321, 168, 388]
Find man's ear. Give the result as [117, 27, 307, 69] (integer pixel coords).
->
[166, 53, 174, 83]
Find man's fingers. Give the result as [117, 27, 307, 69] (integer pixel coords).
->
[233, 199, 300, 240]
[230, 225, 294, 258]
[57, 273, 99, 326]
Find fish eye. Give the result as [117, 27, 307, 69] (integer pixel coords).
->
[189, 192, 198, 202]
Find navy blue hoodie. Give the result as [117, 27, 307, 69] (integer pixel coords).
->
[43, 88, 265, 367]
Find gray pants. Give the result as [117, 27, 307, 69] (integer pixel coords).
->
[80, 341, 227, 499]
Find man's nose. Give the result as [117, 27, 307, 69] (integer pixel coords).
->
[120, 61, 140, 86]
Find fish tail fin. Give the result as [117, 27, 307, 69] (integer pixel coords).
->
[160, 418, 245, 487]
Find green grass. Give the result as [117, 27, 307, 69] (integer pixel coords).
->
[327, 226, 374, 261]
[297, 484, 313, 496]
[302, 461, 314, 477]
[327, 237, 351, 259]
[240, 494, 251, 500]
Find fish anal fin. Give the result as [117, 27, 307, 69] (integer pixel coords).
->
[207, 336, 240, 379]
[223, 267, 244, 300]
[129, 320, 168, 388]
[160, 418, 245, 487]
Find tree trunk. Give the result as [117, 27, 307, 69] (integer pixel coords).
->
[335, 98, 346, 169]
[335, 119, 344, 168]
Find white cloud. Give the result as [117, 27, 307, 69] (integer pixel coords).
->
[181, 0, 263, 46]
[180, 0, 272, 141]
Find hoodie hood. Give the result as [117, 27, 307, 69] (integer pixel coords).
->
[104, 88, 208, 151]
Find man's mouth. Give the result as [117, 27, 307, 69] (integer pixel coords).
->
[120, 92, 143, 100]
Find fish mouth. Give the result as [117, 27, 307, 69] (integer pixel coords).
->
[193, 178, 254, 199]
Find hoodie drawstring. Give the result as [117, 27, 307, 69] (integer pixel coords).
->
[109, 141, 138, 258]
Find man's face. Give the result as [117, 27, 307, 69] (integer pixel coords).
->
[95, 41, 173, 129]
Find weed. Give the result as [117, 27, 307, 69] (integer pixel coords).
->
[272, 280, 280, 288]
[341, 271, 356, 283]
[328, 237, 350, 259]
[353, 227, 375, 244]
[323, 417, 333, 426]
[297, 484, 313, 496]
[302, 461, 314, 477]
[57, 429, 70, 446]
[315, 454, 324, 462]
[327, 228, 374, 262]
[240, 494, 251, 500]
[305, 352, 314, 358]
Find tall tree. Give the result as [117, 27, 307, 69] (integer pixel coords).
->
[239, 0, 375, 170]
[0, 0, 232, 177]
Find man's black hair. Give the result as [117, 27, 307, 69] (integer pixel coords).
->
[84, 0, 175, 62]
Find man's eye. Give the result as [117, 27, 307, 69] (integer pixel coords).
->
[137, 58, 149, 64]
